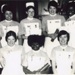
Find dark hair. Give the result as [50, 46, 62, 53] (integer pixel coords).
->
[5, 31, 17, 42]
[28, 35, 45, 47]
[26, 6, 35, 12]
[3, 5, 13, 14]
[58, 30, 70, 42]
[48, 1, 58, 11]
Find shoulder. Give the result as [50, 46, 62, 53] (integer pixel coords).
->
[51, 46, 61, 54]
[52, 46, 60, 51]
[12, 20, 20, 25]
[20, 18, 28, 23]
[67, 46, 75, 51]
[0, 46, 8, 53]
[25, 50, 33, 57]
[40, 50, 48, 56]
[0, 20, 6, 25]
[15, 45, 24, 50]
[42, 15, 49, 19]
[33, 18, 41, 22]
[57, 14, 65, 19]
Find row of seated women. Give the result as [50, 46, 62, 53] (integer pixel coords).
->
[0, 30, 75, 75]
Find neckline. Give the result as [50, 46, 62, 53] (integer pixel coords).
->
[5, 20, 12, 23]
[60, 45, 68, 51]
[27, 17, 34, 20]
[49, 14, 57, 17]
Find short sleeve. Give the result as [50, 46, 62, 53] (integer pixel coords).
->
[51, 48, 56, 61]
[0, 24, 4, 37]
[42, 17, 47, 32]
[22, 53, 28, 67]
[19, 21, 26, 36]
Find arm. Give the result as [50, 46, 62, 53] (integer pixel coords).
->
[0, 24, 4, 38]
[61, 16, 66, 26]
[23, 66, 36, 74]
[37, 52, 51, 74]
[21, 46, 25, 64]
[0, 52, 5, 68]
[50, 29, 59, 42]
[42, 17, 59, 41]
[37, 63, 50, 74]
[73, 52, 75, 74]
[51, 48, 57, 74]
[21, 52, 36, 74]
[18, 21, 26, 45]
[42, 17, 48, 37]
[0, 25, 4, 47]
[52, 60, 57, 74]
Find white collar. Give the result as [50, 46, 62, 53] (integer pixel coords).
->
[5, 20, 12, 23]
[60, 45, 68, 50]
[32, 48, 41, 53]
[49, 14, 56, 17]
[7, 44, 15, 49]
[27, 17, 33, 20]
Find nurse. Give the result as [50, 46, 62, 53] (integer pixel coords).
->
[42, 1, 66, 58]
[22, 35, 51, 74]
[0, 31, 25, 75]
[51, 30, 75, 75]
[0, 5, 21, 47]
[20, 5, 42, 53]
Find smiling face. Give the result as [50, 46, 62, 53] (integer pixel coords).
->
[31, 42, 40, 51]
[27, 8, 34, 18]
[48, 6, 57, 15]
[7, 36, 15, 47]
[59, 34, 68, 46]
[5, 10, 13, 21]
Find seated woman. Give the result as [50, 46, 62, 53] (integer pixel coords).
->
[51, 30, 75, 75]
[0, 31, 25, 75]
[22, 35, 51, 74]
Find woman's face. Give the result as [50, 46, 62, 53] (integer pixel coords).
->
[31, 42, 40, 51]
[7, 36, 15, 47]
[27, 8, 34, 18]
[5, 11, 13, 20]
[48, 6, 57, 15]
[59, 34, 68, 46]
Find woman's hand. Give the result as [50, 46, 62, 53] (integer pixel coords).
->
[21, 34, 27, 39]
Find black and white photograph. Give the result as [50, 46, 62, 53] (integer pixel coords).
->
[0, 0, 75, 75]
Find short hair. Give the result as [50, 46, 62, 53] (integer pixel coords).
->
[48, 1, 58, 11]
[5, 31, 17, 42]
[28, 35, 45, 47]
[58, 30, 70, 42]
[26, 6, 35, 12]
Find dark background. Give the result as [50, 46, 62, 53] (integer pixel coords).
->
[0, 0, 74, 22]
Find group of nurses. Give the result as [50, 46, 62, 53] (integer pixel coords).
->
[0, 1, 75, 75]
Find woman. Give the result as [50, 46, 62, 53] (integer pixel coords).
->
[20, 6, 42, 53]
[0, 31, 25, 75]
[22, 35, 51, 74]
[42, 1, 66, 58]
[0, 5, 21, 47]
[51, 30, 75, 75]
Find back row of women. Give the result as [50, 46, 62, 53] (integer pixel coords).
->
[0, 0, 75, 75]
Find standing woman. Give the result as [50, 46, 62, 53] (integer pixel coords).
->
[42, 1, 66, 58]
[20, 6, 42, 53]
[0, 31, 25, 75]
[0, 5, 21, 47]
